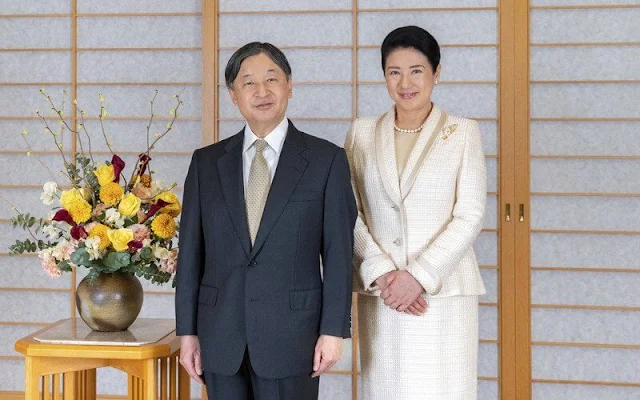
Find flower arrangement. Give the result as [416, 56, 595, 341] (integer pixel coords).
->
[3, 89, 183, 286]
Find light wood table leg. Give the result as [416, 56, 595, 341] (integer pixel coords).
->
[160, 358, 168, 400]
[169, 356, 177, 400]
[53, 374, 62, 400]
[24, 356, 40, 400]
[85, 369, 97, 400]
[44, 375, 52, 400]
[144, 358, 157, 400]
[177, 361, 190, 400]
[63, 371, 77, 400]
[128, 375, 135, 400]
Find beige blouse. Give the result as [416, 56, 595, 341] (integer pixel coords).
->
[395, 130, 421, 177]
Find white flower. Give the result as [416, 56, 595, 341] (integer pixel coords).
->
[142, 238, 152, 247]
[153, 246, 171, 260]
[51, 239, 67, 260]
[42, 224, 59, 240]
[40, 182, 58, 204]
[40, 192, 55, 205]
[105, 208, 125, 228]
[40, 181, 58, 205]
[38, 248, 53, 260]
[84, 237, 102, 261]
[43, 181, 58, 194]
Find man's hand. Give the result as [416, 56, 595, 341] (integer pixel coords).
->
[179, 335, 204, 384]
[380, 271, 425, 314]
[312, 335, 343, 378]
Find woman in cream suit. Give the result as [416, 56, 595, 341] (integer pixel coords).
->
[345, 26, 487, 399]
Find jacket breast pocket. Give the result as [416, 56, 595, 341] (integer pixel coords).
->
[198, 285, 218, 306]
[289, 288, 322, 310]
[290, 186, 322, 202]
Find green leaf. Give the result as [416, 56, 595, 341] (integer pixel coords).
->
[102, 252, 131, 272]
[139, 247, 152, 262]
[58, 260, 72, 272]
[70, 248, 91, 266]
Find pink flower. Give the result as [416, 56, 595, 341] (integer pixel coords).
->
[38, 249, 62, 278]
[92, 203, 108, 217]
[159, 248, 178, 274]
[131, 183, 153, 201]
[130, 224, 150, 242]
[61, 240, 77, 261]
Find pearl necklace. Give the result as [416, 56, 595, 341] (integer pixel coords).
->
[394, 122, 425, 134]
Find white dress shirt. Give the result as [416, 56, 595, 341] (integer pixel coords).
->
[242, 117, 289, 191]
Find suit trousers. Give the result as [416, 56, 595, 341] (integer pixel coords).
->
[204, 348, 319, 400]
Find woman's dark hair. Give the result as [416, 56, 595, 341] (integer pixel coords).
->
[225, 42, 292, 89]
[381, 26, 440, 73]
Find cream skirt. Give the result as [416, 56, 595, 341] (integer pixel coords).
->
[357, 294, 479, 400]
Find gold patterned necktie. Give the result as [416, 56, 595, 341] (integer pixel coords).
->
[246, 139, 271, 245]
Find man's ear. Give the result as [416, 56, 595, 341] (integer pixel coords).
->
[228, 86, 239, 106]
[287, 78, 293, 99]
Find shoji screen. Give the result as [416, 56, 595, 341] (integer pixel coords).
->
[0, 1, 73, 392]
[0, 0, 204, 396]
[216, 1, 500, 399]
[528, 1, 640, 398]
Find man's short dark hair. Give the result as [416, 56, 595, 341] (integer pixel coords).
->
[225, 42, 292, 89]
[381, 26, 441, 73]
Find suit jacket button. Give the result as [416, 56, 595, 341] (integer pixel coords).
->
[249, 260, 257, 268]
[393, 238, 402, 246]
[392, 205, 400, 212]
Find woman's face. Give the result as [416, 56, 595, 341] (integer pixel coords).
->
[384, 47, 440, 114]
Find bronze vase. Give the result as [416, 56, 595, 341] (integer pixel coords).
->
[76, 272, 143, 332]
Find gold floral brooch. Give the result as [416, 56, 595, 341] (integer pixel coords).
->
[441, 124, 458, 140]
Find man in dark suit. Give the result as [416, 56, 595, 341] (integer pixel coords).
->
[175, 42, 357, 399]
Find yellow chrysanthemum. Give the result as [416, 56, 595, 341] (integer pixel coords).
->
[151, 213, 177, 239]
[155, 191, 181, 217]
[88, 224, 111, 250]
[99, 182, 124, 206]
[67, 201, 92, 224]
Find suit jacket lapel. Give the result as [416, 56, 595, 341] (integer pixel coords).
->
[399, 105, 447, 200]
[217, 130, 251, 258]
[251, 121, 308, 257]
[375, 109, 402, 207]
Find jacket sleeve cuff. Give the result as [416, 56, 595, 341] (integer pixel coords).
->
[359, 255, 397, 292]
[405, 256, 443, 295]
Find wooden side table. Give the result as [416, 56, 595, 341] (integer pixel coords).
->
[14, 318, 191, 400]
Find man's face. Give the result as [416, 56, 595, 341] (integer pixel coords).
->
[228, 52, 292, 132]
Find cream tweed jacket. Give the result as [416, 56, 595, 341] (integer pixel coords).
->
[345, 105, 487, 298]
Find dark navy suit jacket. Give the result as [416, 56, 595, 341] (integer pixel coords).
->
[175, 121, 357, 379]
